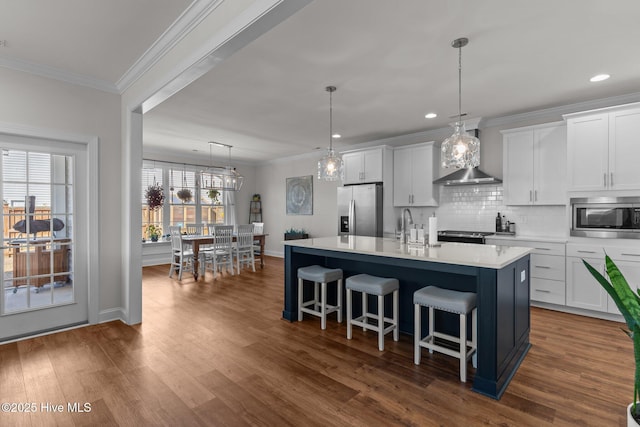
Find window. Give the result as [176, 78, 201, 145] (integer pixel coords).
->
[141, 167, 163, 239]
[140, 162, 227, 240]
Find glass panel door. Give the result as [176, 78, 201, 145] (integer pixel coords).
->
[0, 142, 87, 342]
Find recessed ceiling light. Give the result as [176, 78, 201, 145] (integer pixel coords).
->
[590, 74, 610, 82]
[425, 113, 437, 119]
[332, 133, 341, 139]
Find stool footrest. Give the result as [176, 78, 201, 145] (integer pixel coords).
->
[300, 304, 340, 317]
[418, 334, 477, 361]
[350, 314, 396, 335]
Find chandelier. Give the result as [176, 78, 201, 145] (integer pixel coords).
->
[317, 85, 344, 181]
[441, 37, 480, 169]
[201, 142, 244, 192]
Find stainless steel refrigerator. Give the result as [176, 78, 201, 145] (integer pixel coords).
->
[337, 183, 383, 237]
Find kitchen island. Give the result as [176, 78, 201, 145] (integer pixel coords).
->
[283, 235, 532, 399]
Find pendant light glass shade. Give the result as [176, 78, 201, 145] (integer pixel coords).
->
[318, 86, 344, 181]
[441, 37, 480, 169]
[441, 121, 480, 168]
[201, 142, 244, 191]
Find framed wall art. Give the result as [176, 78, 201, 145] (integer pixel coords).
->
[286, 175, 313, 215]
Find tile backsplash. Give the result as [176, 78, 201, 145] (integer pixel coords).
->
[400, 185, 568, 237]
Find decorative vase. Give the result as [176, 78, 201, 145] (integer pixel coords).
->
[629, 403, 640, 427]
[151, 235, 159, 242]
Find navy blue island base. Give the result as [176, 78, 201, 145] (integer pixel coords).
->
[283, 239, 531, 400]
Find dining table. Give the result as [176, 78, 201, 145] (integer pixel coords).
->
[181, 233, 268, 280]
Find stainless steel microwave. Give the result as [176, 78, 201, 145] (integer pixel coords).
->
[571, 197, 640, 239]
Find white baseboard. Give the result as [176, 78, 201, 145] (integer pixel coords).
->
[532, 301, 624, 323]
[98, 307, 126, 324]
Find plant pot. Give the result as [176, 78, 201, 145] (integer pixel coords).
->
[151, 236, 159, 242]
[629, 403, 640, 427]
[284, 233, 309, 241]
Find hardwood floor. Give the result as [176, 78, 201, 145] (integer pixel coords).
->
[0, 257, 632, 426]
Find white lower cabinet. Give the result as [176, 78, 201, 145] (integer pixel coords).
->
[566, 244, 640, 315]
[486, 238, 565, 305]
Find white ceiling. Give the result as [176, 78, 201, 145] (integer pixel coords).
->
[3, 0, 640, 164]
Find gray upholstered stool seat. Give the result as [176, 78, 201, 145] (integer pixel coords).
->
[413, 285, 477, 382]
[346, 274, 399, 351]
[297, 265, 343, 330]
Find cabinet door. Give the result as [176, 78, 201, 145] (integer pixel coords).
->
[503, 130, 534, 205]
[411, 144, 438, 206]
[607, 260, 640, 315]
[534, 125, 566, 205]
[566, 257, 608, 312]
[609, 108, 640, 190]
[393, 147, 412, 206]
[363, 148, 383, 182]
[567, 114, 609, 191]
[342, 152, 363, 184]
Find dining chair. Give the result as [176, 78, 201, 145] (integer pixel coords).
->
[234, 224, 255, 273]
[252, 222, 264, 264]
[204, 225, 234, 278]
[168, 226, 194, 280]
[185, 223, 205, 235]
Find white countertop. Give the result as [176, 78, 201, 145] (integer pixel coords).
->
[284, 236, 532, 269]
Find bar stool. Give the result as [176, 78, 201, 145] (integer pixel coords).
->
[297, 265, 343, 330]
[413, 286, 477, 382]
[346, 274, 399, 351]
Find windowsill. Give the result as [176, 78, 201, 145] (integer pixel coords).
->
[141, 240, 171, 245]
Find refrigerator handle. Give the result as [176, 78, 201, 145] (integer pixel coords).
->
[349, 199, 355, 235]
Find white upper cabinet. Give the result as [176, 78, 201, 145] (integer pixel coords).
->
[502, 122, 566, 205]
[342, 147, 385, 184]
[393, 142, 438, 207]
[565, 104, 640, 191]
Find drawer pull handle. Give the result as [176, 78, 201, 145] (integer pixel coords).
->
[535, 265, 551, 269]
[535, 248, 551, 251]
[622, 253, 640, 257]
[536, 289, 551, 293]
[577, 250, 597, 254]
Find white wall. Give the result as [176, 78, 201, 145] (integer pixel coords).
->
[256, 152, 340, 256]
[0, 67, 122, 314]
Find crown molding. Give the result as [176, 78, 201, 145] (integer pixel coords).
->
[0, 55, 118, 94]
[483, 91, 640, 128]
[115, 0, 225, 93]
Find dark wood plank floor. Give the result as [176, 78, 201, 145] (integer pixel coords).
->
[0, 257, 631, 426]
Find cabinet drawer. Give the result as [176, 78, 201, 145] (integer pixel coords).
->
[566, 244, 603, 258]
[530, 254, 565, 281]
[606, 247, 640, 263]
[531, 278, 565, 305]
[487, 238, 565, 256]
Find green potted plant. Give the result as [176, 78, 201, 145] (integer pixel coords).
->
[284, 228, 308, 240]
[584, 254, 640, 425]
[146, 224, 162, 242]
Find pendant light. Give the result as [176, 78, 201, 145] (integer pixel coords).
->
[441, 37, 480, 169]
[201, 141, 244, 192]
[317, 85, 344, 181]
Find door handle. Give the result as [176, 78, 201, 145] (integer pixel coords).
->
[535, 265, 551, 269]
[534, 190, 538, 202]
[577, 250, 597, 254]
[535, 247, 551, 251]
[603, 173, 607, 187]
[610, 172, 614, 187]
[622, 253, 640, 257]
[529, 190, 532, 202]
[349, 200, 355, 235]
[536, 289, 551, 293]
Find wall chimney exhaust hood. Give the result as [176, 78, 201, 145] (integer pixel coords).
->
[433, 167, 502, 186]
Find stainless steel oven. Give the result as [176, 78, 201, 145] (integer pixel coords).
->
[571, 197, 640, 239]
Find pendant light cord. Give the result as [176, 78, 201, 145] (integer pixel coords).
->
[458, 43, 462, 123]
[326, 86, 336, 151]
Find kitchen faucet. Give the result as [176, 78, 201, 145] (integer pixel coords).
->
[400, 208, 413, 244]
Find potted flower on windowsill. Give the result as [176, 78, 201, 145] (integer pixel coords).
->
[146, 224, 162, 242]
[584, 255, 640, 426]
